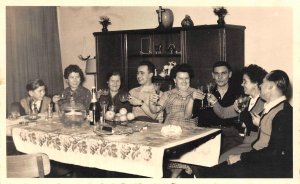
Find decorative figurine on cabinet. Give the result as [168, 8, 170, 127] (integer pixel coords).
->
[181, 15, 194, 28]
[154, 44, 163, 54]
[167, 44, 176, 54]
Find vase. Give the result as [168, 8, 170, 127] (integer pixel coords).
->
[157, 7, 174, 29]
[161, 9, 174, 29]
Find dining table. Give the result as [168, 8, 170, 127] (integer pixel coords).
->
[7, 114, 221, 178]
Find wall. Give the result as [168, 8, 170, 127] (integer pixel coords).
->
[58, 6, 293, 99]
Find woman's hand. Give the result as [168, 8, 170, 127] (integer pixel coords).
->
[52, 95, 60, 104]
[233, 100, 241, 113]
[192, 90, 206, 100]
[149, 93, 160, 104]
[250, 112, 261, 127]
[128, 96, 143, 106]
[227, 154, 241, 165]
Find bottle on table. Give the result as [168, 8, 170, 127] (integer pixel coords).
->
[89, 86, 100, 125]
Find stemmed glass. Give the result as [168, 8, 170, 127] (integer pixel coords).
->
[206, 82, 215, 107]
[153, 83, 161, 105]
[99, 98, 108, 124]
[119, 92, 130, 103]
[196, 80, 205, 109]
[97, 88, 109, 99]
[235, 95, 249, 124]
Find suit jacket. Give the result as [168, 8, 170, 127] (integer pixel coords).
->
[240, 100, 293, 177]
[20, 96, 51, 115]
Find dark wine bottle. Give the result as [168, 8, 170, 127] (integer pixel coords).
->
[89, 86, 100, 125]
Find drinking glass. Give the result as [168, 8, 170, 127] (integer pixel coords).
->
[206, 82, 215, 107]
[119, 92, 129, 103]
[100, 98, 108, 124]
[197, 84, 205, 109]
[97, 88, 109, 99]
[235, 95, 249, 124]
[153, 83, 161, 105]
[154, 83, 161, 95]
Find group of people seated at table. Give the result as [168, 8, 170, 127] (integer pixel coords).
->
[9, 60, 293, 178]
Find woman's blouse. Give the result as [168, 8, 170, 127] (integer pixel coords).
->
[59, 86, 92, 111]
[99, 90, 132, 113]
[158, 87, 197, 127]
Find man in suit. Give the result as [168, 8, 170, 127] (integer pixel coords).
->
[191, 70, 293, 178]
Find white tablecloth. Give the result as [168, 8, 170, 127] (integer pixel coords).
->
[10, 118, 220, 177]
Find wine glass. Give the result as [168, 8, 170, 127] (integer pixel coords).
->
[97, 88, 109, 99]
[119, 92, 129, 103]
[196, 82, 205, 109]
[153, 83, 161, 105]
[154, 83, 161, 95]
[235, 95, 249, 124]
[206, 82, 215, 107]
[99, 98, 108, 124]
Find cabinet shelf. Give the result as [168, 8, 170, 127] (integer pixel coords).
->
[128, 53, 181, 58]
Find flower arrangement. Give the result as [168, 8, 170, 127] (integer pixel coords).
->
[159, 61, 176, 78]
[213, 6, 228, 16]
[99, 16, 111, 32]
[213, 6, 228, 25]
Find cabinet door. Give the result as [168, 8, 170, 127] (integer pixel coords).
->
[185, 27, 244, 87]
[95, 34, 124, 89]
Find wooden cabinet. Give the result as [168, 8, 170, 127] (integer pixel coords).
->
[93, 25, 245, 91]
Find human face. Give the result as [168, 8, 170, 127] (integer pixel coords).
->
[137, 65, 153, 86]
[212, 66, 232, 87]
[241, 74, 258, 97]
[174, 72, 190, 91]
[108, 75, 121, 93]
[260, 77, 273, 102]
[67, 72, 81, 90]
[29, 86, 46, 101]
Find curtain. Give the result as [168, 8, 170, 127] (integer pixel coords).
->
[6, 6, 64, 115]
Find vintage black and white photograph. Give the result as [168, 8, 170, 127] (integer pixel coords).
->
[1, 1, 299, 183]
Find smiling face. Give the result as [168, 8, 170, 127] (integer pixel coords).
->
[108, 74, 121, 93]
[212, 66, 232, 88]
[241, 74, 258, 96]
[29, 86, 46, 101]
[174, 72, 190, 91]
[67, 72, 81, 90]
[137, 65, 153, 86]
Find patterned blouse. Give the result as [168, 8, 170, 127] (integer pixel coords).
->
[59, 86, 92, 111]
[158, 87, 197, 127]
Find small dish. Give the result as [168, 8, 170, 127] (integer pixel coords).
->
[24, 115, 41, 121]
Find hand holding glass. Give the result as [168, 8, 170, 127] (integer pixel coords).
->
[206, 82, 215, 107]
[153, 83, 161, 105]
[119, 92, 130, 103]
[235, 95, 249, 124]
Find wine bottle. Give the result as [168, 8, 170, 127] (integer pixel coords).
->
[89, 86, 100, 125]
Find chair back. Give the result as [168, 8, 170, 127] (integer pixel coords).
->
[7, 153, 50, 178]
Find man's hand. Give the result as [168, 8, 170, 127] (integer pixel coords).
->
[227, 154, 241, 165]
[128, 96, 143, 106]
[250, 112, 261, 127]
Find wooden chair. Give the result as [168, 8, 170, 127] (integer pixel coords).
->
[7, 153, 50, 178]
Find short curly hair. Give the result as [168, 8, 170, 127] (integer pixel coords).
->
[242, 64, 267, 86]
[170, 64, 194, 79]
[63, 65, 85, 83]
